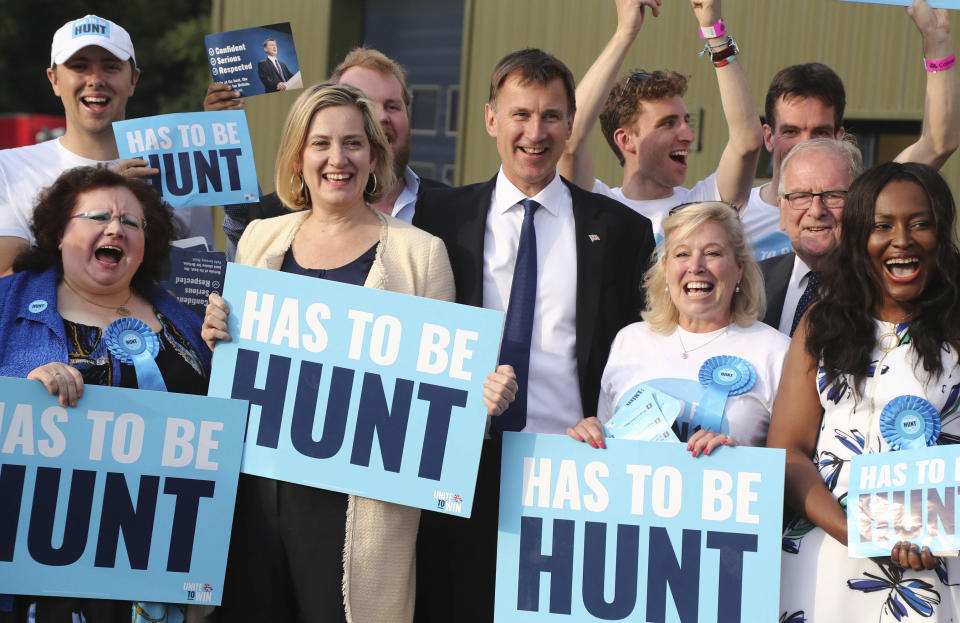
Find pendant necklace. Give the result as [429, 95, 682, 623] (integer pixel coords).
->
[677, 327, 728, 359]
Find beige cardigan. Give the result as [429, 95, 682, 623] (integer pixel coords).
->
[236, 208, 455, 623]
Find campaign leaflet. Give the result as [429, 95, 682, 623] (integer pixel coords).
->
[113, 111, 259, 210]
[205, 23, 303, 97]
[158, 246, 227, 318]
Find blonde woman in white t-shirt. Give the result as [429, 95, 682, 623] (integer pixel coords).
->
[567, 201, 789, 454]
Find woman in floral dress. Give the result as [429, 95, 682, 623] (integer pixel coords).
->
[769, 161, 960, 622]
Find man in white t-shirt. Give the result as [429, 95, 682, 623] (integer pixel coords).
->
[558, 0, 761, 241]
[746, 0, 957, 261]
[0, 15, 158, 275]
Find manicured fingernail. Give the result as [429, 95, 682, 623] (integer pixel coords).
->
[590, 441, 598, 448]
[721, 439, 728, 445]
[599, 441, 606, 449]
[705, 448, 711, 455]
[686, 444, 693, 451]
[577, 435, 584, 442]
[692, 450, 699, 457]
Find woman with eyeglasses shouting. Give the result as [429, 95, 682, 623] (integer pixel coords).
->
[0, 166, 209, 623]
[567, 201, 789, 454]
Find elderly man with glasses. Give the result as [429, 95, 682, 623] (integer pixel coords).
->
[759, 138, 864, 335]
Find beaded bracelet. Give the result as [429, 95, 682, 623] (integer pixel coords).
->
[699, 36, 739, 68]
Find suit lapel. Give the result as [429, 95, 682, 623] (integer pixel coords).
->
[456, 178, 495, 307]
[569, 181, 607, 374]
[762, 253, 794, 328]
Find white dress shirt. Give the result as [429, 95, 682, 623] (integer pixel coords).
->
[391, 167, 422, 223]
[777, 255, 814, 335]
[483, 169, 582, 435]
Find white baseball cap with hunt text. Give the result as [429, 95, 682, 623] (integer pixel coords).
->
[50, 15, 136, 68]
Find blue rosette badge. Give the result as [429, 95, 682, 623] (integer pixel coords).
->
[879, 395, 940, 450]
[696, 356, 757, 432]
[104, 318, 167, 392]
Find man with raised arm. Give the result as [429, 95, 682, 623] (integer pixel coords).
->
[746, 0, 957, 259]
[559, 0, 762, 240]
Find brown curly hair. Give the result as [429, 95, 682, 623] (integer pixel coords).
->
[600, 69, 688, 166]
[13, 166, 175, 295]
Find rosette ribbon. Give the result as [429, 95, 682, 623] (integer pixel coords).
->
[696, 356, 756, 432]
[104, 318, 167, 392]
[879, 395, 940, 450]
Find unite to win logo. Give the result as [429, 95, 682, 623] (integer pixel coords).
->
[184, 582, 214, 602]
[433, 490, 463, 513]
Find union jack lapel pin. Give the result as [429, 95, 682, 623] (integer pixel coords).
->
[588, 234, 600, 243]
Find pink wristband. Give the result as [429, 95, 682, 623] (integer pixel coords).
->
[925, 54, 956, 73]
[699, 19, 726, 39]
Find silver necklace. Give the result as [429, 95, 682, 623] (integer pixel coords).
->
[677, 327, 728, 359]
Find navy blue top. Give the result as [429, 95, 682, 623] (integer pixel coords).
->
[280, 243, 378, 286]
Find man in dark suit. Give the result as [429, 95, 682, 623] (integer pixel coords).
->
[257, 38, 292, 93]
[413, 48, 654, 622]
[760, 138, 863, 334]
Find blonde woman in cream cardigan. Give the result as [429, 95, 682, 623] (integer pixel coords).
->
[201, 83, 517, 623]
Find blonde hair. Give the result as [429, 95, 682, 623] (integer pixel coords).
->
[274, 82, 395, 209]
[642, 202, 765, 333]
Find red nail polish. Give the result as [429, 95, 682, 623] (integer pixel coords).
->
[600, 441, 606, 449]
[590, 441, 598, 449]
[721, 439, 727, 445]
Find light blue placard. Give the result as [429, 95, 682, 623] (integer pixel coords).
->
[496, 433, 784, 622]
[0, 376, 247, 605]
[847, 445, 960, 557]
[836, 0, 960, 8]
[113, 111, 259, 210]
[207, 263, 504, 517]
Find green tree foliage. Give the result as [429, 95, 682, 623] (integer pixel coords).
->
[0, 0, 211, 118]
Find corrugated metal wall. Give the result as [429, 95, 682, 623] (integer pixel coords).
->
[457, 0, 960, 200]
[212, 0, 960, 227]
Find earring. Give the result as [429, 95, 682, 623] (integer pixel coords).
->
[366, 172, 378, 194]
[735, 282, 741, 294]
[290, 173, 307, 206]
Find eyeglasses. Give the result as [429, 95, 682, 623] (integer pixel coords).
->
[780, 190, 847, 209]
[668, 201, 740, 216]
[619, 71, 650, 97]
[70, 211, 146, 232]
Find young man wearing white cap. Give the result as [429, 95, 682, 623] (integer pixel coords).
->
[0, 15, 141, 275]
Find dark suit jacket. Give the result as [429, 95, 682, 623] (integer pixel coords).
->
[760, 252, 796, 330]
[257, 57, 293, 92]
[412, 175, 655, 420]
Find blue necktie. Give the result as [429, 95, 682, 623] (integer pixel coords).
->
[790, 270, 820, 337]
[493, 199, 540, 434]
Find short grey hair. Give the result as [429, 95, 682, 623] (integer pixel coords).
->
[778, 137, 864, 194]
